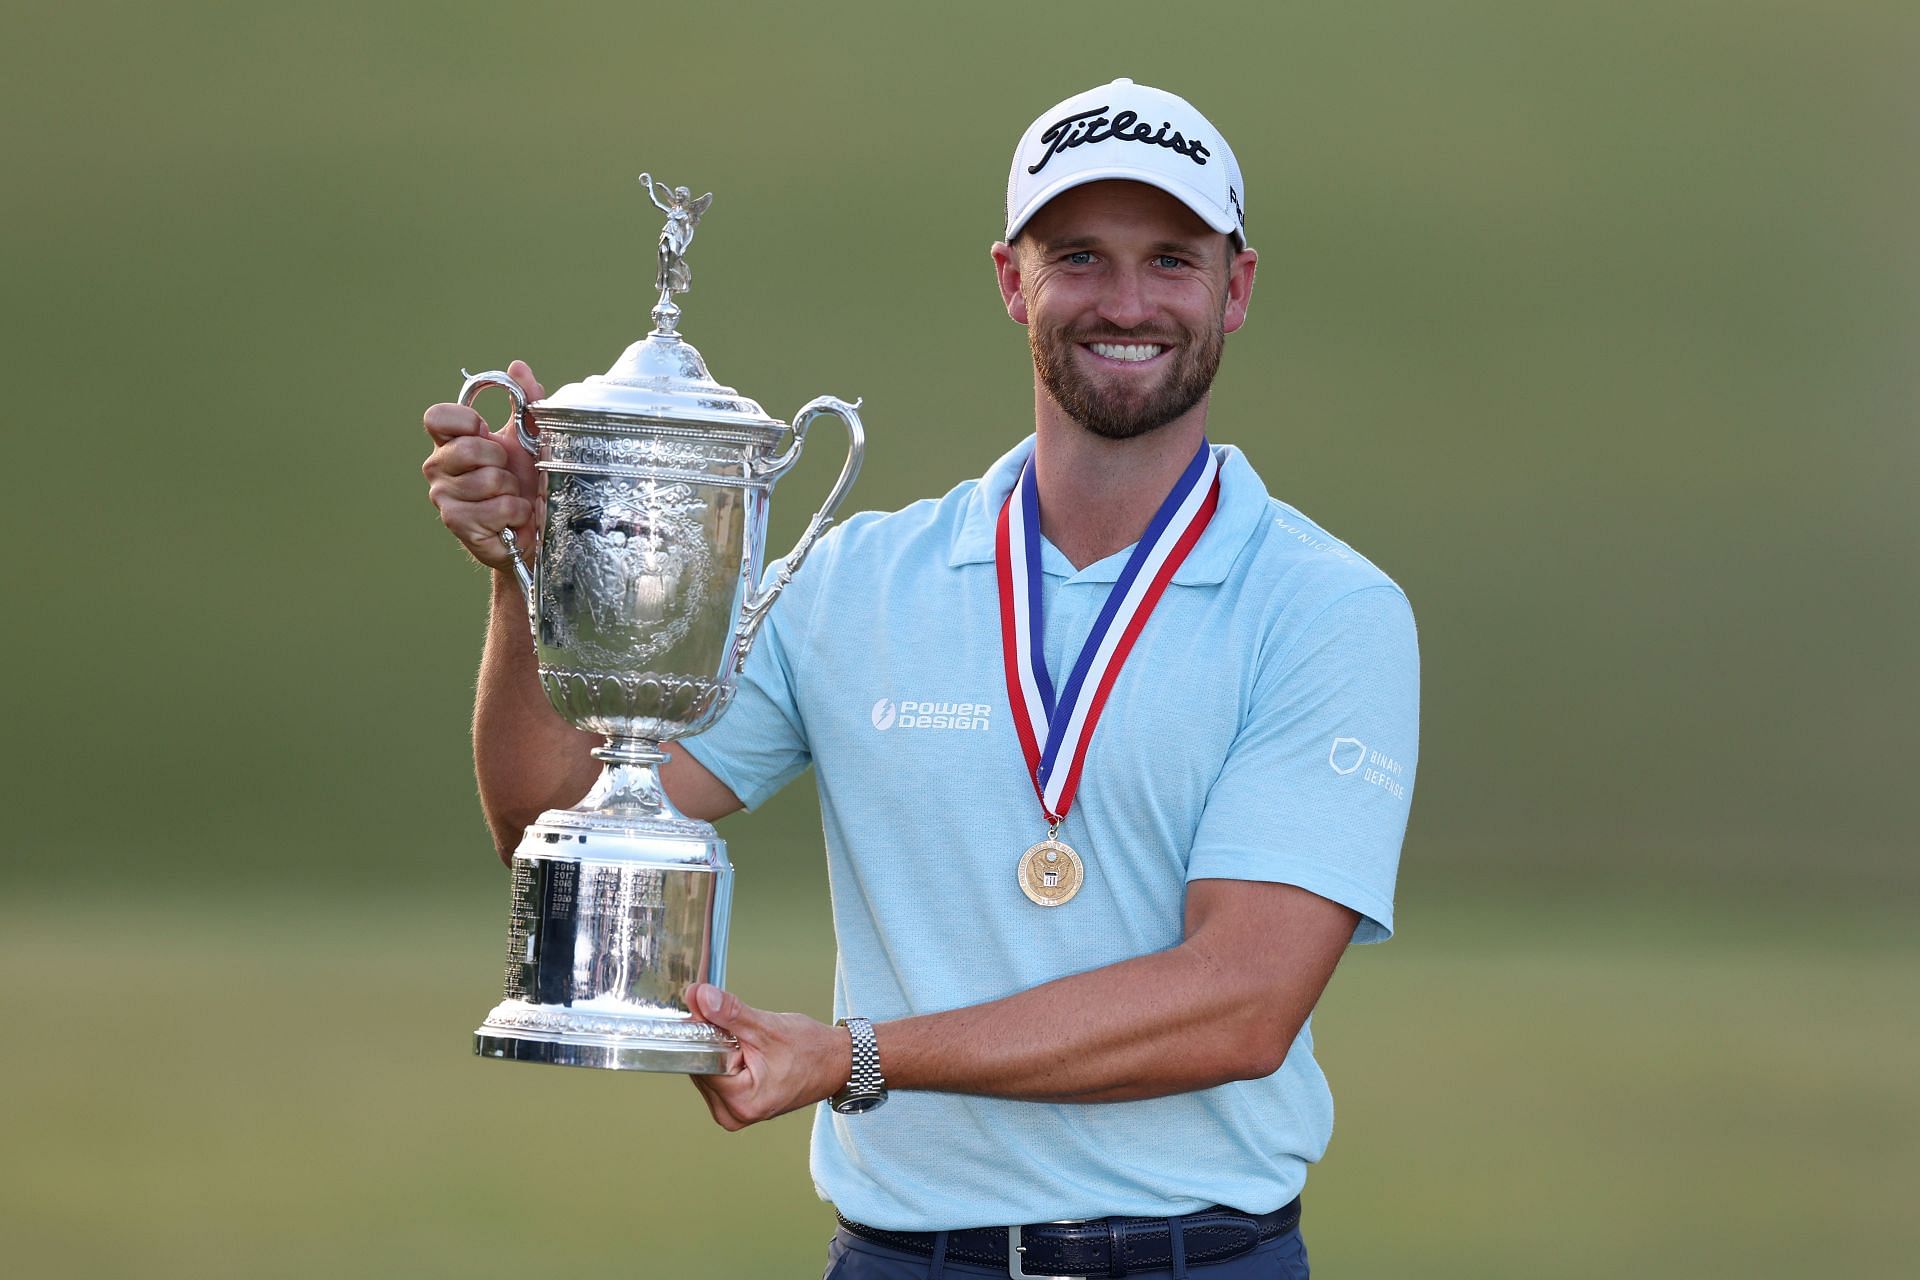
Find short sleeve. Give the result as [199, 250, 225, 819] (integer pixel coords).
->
[1186, 585, 1420, 943]
[675, 570, 816, 813]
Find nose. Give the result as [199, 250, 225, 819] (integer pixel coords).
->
[1094, 265, 1154, 331]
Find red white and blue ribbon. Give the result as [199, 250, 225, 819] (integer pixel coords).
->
[995, 440, 1222, 826]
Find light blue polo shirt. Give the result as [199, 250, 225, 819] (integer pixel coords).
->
[680, 435, 1419, 1231]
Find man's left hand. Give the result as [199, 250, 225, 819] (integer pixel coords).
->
[684, 983, 853, 1131]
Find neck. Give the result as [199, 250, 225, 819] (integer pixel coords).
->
[1031, 391, 1212, 570]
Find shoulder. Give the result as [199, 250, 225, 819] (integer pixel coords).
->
[1252, 497, 1408, 603]
[802, 472, 988, 579]
[760, 475, 983, 641]
[1206, 446, 1408, 613]
[1223, 485, 1416, 676]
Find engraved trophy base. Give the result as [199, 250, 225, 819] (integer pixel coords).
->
[473, 739, 738, 1074]
[474, 1000, 736, 1074]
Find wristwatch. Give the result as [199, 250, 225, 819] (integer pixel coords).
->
[831, 1016, 888, 1114]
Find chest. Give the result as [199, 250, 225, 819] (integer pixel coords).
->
[793, 564, 1245, 846]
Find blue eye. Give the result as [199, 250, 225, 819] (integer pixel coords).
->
[1066, 251, 1094, 265]
[1155, 255, 1184, 269]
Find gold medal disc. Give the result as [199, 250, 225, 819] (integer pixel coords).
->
[1017, 838, 1085, 907]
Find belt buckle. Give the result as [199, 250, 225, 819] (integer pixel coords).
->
[1007, 1221, 1084, 1279]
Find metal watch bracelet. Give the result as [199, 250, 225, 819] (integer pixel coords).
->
[831, 1016, 887, 1114]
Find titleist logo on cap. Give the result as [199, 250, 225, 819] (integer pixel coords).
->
[1028, 105, 1212, 175]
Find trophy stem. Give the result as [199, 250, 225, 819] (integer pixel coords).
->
[575, 736, 694, 826]
[591, 736, 669, 767]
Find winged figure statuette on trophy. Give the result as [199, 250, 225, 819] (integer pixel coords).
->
[638, 173, 714, 334]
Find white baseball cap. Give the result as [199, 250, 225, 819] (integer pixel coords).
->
[1005, 77, 1246, 249]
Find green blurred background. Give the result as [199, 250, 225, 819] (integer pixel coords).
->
[3, 2, 1914, 1275]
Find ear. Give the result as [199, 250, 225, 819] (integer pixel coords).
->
[990, 241, 1029, 325]
[1221, 247, 1258, 335]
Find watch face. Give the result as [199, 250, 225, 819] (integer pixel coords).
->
[833, 1092, 886, 1115]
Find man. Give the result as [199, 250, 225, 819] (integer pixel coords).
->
[422, 78, 1419, 1279]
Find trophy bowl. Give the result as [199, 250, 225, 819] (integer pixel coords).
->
[457, 175, 863, 1073]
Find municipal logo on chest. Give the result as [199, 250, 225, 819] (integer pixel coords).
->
[870, 697, 992, 732]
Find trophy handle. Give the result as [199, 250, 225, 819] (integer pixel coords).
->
[457, 369, 541, 610]
[734, 395, 865, 663]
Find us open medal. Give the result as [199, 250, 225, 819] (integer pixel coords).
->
[1017, 837, 1085, 907]
[994, 439, 1223, 909]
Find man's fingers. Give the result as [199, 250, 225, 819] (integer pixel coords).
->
[688, 1075, 745, 1132]
[443, 496, 533, 548]
[428, 360, 541, 449]
[422, 402, 491, 446]
[423, 434, 510, 478]
[421, 378, 542, 570]
[428, 465, 521, 505]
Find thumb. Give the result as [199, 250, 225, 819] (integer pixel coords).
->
[495, 359, 545, 498]
[688, 983, 757, 1033]
[506, 358, 545, 402]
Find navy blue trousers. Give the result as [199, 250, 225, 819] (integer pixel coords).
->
[820, 1225, 1310, 1279]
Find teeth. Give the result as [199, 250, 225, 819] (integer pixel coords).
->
[1089, 342, 1164, 362]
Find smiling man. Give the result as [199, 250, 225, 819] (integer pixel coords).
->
[1010, 188, 1242, 450]
[423, 77, 1419, 1280]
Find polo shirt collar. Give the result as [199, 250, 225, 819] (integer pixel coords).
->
[946, 434, 1269, 585]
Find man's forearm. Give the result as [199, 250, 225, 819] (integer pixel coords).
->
[682, 884, 1356, 1129]
[876, 943, 1264, 1103]
[873, 883, 1357, 1104]
[473, 569, 600, 860]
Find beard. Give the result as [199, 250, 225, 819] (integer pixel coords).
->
[1030, 314, 1225, 441]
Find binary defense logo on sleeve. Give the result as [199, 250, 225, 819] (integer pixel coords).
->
[1330, 735, 1408, 800]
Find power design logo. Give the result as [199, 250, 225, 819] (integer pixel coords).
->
[871, 698, 991, 732]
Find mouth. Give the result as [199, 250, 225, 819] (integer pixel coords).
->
[1080, 340, 1170, 366]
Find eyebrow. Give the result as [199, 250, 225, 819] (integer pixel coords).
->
[1032, 235, 1215, 261]
[1148, 239, 1213, 260]
[1033, 234, 1101, 253]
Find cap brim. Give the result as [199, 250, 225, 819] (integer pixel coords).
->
[1006, 163, 1241, 245]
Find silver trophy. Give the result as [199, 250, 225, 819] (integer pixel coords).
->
[458, 175, 863, 1073]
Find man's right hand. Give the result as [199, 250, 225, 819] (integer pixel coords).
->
[421, 359, 546, 571]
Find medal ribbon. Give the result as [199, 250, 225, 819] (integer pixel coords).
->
[995, 440, 1221, 825]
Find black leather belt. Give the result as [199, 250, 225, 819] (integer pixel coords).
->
[835, 1197, 1301, 1277]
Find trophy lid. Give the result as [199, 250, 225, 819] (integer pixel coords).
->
[542, 331, 786, 439]
[539, 174, 786, 441]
